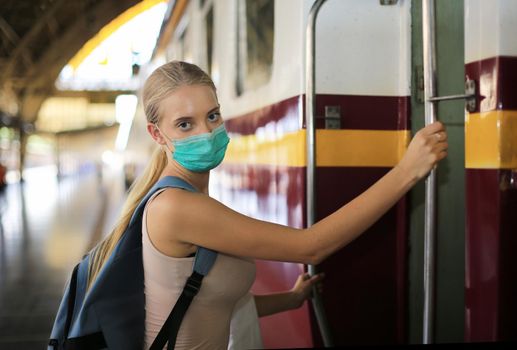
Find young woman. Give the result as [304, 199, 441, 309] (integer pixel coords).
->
[87, 61, 448, 349]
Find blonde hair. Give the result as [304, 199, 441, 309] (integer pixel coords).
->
[87, 61, 216, 289]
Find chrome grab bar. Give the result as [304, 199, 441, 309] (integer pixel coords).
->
[422, 0, 437, 344]
[305, 0, 334, 347]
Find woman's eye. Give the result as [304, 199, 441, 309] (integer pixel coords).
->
[208, 112, 220, 122]
[178, 121, 192, 130]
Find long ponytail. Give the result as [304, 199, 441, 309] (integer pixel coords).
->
[87, 147, 167, 289]
[87, 61, 216, 290]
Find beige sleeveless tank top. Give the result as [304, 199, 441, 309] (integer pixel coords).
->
[142, 189, 256, 350]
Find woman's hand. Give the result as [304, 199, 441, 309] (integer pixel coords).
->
[254, 273, 325, 317]
[290, 273, 325, 309]
[396, 121, 448, 182]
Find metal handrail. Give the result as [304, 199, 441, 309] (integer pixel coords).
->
[305, 0, 334, 347]
[422, 0, 437, 344]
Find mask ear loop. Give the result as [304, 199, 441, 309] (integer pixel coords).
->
[154, 123, 174, 155]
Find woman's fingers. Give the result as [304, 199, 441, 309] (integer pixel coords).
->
[434, 131, 447, 142]
[293, 273, 325, 299]
[423, 121, 445, 135]
[433, 139, 448, 151]
[398, 120, 449, 181]
[309, 272, 325, 283]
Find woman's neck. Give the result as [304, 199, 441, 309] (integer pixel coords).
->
[161, 161, 210, 194]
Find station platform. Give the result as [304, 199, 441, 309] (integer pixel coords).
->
[0, 167, 127, 349]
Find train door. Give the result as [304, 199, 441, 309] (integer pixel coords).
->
[307, 0, 412, 346]
[408, 0, 465, 343]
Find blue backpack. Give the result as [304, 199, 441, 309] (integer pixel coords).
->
[48, 176, 218, 350]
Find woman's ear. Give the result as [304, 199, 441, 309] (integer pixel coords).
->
[147, 122, 166, 145]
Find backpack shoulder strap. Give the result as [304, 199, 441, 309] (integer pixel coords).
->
[149, 269, 211, 350]
[193, 246, 217, 275]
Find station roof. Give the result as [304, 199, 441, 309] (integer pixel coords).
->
[0, 0, 142, 124]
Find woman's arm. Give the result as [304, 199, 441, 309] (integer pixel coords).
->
[147, 122, 448, 264]
[254, 273, 324, 317]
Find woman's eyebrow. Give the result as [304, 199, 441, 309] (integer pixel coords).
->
[206, 106, 220, 115]
[174, 106, 220, 120]
[173, 116, 194, 124]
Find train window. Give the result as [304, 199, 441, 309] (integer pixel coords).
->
[236, 0, 274, 95]
[205, 5, 214, 75]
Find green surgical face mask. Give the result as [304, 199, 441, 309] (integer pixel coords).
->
[159, 123, 230, 173]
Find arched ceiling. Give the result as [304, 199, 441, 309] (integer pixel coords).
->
[0, 0, 142, 125]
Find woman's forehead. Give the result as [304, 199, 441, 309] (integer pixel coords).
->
[160, 85, 218, 119]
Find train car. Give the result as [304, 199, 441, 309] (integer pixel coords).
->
[127, 0, 517, 346]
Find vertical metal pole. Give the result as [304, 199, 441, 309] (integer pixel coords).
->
[306, 0, 334, 347]
[422, 0, 437, 344]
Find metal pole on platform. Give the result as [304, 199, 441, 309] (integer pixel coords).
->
[305, 0, 334, 347]
[422, 0, 437, 344]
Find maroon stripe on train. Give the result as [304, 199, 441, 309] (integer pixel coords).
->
[224, 95, 410, 136]
[214, 163, 408, 346]
[314, 166, 407, 345]
[465, 169, 517, 342]
[465, 56, 517, 113]
[310, 95, 410, 131]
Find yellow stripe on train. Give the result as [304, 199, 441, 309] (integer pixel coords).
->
[466, 110, 517, 169]
[224, 129, 410, 167]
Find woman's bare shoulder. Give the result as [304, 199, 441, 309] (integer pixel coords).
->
[145, 187, 202, 256]
[147, 187, 203, 218]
